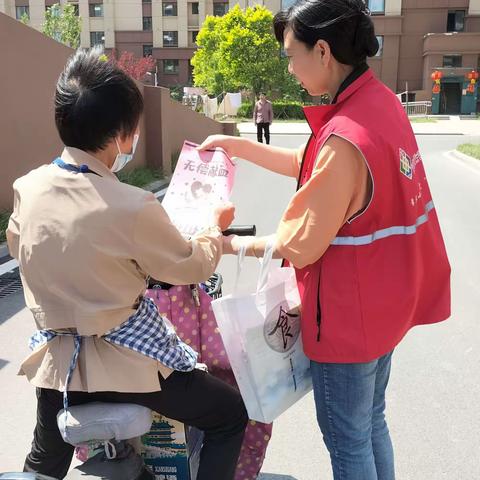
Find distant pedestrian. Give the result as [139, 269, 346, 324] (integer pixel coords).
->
[253, 93, 273, 144]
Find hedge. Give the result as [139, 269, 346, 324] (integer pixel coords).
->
[238, 101, 306, 120]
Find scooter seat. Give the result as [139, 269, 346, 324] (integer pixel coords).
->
[57, 402, 152, 446]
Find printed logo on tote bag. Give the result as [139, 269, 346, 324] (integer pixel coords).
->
[263, 305, 301, 353]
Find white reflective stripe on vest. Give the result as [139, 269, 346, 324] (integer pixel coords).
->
[331, 201, 435, 246]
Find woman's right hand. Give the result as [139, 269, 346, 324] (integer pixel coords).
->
[213, 202, 235, 232]
[197, 135, 243, 158]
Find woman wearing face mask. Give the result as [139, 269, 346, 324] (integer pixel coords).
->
[199, 1, 451, 478]
[6, 48, 248, 480]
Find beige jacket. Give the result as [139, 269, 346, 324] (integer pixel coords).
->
[7, 147, 223, 393]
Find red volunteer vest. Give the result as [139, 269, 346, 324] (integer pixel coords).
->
[296, 69, 451, 363]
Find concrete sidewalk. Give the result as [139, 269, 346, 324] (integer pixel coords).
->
[238, 118, 480, 136]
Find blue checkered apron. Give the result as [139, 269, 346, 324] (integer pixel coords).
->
[28, 296, 198, 431]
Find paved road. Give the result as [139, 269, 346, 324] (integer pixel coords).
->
[1, 133, 479, 479]
[221, 133, 480, 480]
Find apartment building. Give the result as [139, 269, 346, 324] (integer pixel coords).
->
[366, 0, 480, 114]
[1, 0, 479, 112]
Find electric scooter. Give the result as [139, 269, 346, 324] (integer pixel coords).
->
[1, 226, 255, 480]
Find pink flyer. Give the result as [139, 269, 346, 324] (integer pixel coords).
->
[162, 140, 236, 236]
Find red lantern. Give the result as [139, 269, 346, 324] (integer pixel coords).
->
[431, 70, 443, 81]
[432, 84, 441, 94]
[466, 70, 479, 82]
[467, 83, 475, 94]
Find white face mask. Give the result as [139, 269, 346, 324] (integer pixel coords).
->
[111, 134, 139, 173]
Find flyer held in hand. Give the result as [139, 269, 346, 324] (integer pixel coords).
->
[162, 141, 236, 236]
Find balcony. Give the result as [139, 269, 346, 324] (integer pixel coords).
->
[423, 32, 480, 56]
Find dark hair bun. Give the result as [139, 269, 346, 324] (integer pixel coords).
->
[354, 13, 379, 58]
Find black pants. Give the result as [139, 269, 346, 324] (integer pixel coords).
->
[24, 369, 248, 480]
[256, 122, 270, 144]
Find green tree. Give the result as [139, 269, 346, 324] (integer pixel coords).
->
[190, 15, 232, 96]
[43, 3, 81, 48]
[191, 4, 303, 99]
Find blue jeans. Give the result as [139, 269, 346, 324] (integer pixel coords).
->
[311, 351, 395, 480]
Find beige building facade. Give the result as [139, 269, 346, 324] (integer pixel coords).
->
[1, 0, 479, 110]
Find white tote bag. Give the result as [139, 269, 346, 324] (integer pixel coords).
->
[211, 241, 312, 424]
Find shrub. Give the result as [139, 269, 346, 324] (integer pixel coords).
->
[116, 166, 163, 188]
[0, 211, 11, 243]
[238, 100, 307, 120]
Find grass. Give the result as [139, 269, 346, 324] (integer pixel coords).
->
[0, 211, 11, 243]
[237, 117, 306, 123]
[409, 117, 438, 123]
[117, 166, 163, 189]
[457, 143, 480, 160]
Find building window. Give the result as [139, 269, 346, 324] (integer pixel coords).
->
[89, 3, 103, 17]
[90, 31, 105, 46]
[447, 10, 465, 32]
[192, 31, 198, 44]
[163, 59, 179, 74]
[375, 35, 383, 57]
[191, 2, 199, 14]
[143, 16, 152, 30]
[143, 44, 153, 57]
[72, 4, 79, 16]
[163, 2, 177, 16]
[368, 0, 384, 14]
[281, 0, 296, 8]
[142, 0, 151, 3]
[443, 55, 462, 68]
[213, 2, 227, 16]
[163, 31, 178, 47]
[45, 4, 60, 15]
[15, 5, 29, 20]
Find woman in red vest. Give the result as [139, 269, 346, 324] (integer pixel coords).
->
[199, 0, 451, 478]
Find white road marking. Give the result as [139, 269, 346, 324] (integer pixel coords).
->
[0, 259, 19, 276]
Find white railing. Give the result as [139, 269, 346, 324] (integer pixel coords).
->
[401, 101, 432, 116]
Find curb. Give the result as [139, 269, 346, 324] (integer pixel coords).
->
[414, 132, 465, 136]
[0, 177, 171, 267]
[238, 128, 468, 137]
[147, 178, 170, 195]
[448, 149, 480, 172]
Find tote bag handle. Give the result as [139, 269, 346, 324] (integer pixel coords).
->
[256, 238, 275, 294]
[233, 237, 276, 294]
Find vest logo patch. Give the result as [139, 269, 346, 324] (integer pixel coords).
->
[399, 149, 421, 180]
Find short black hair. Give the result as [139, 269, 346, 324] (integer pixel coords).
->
[55, 47, 144, 152]
[273, 0, 379, 66]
